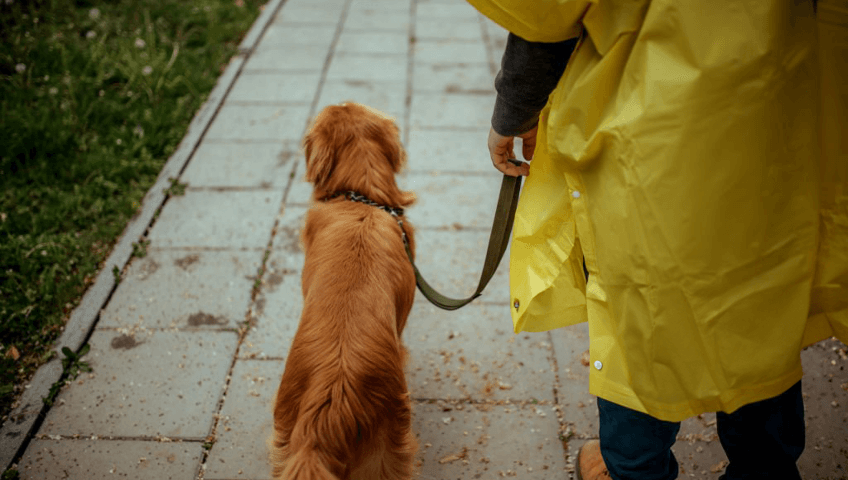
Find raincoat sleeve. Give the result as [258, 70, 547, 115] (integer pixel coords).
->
[492, 33, 577, 136]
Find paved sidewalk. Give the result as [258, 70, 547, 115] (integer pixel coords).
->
[12, 0, 848, 478]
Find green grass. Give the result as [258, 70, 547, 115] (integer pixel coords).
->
[0, 0, 264, 421]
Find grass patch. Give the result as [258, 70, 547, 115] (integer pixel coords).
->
[0, 0, 264, 421]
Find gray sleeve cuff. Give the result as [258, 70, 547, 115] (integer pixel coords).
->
[492, 95, 541, 137]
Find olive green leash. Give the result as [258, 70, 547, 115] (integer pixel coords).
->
[404, 169, 521, 310]
[335, 161, 522, 311]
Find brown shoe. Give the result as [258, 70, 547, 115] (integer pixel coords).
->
[576, 440, 612, 480]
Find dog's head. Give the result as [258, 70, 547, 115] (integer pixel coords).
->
[303, 103, 414, 207]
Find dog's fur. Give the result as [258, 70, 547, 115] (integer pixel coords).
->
[270, 103, 417, 480]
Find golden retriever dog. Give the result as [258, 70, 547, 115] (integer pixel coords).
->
[269, 103, 417, 480]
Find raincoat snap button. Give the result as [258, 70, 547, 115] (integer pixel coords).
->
[594, 360, 603, 370]
[572, 190, 581, 199]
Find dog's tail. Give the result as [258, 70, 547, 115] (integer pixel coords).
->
[273, 375, 382, 480]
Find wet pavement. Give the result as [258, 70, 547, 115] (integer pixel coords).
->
[7, 0, 848, 478]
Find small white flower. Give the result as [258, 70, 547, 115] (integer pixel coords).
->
[43, 75, 49, 81]
[142, 65, 153, 76]
[133, 125, 144, 137]
[15, 63, 25, 74]
[49, 87, 58, 95]
[116, 139, 122, 145]
[86, 30, 96, 39]
[135, 38, 146, 49]
[89, 8, 100, 20]
[99, 90, 105, 97]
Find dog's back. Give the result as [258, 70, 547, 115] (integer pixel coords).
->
[270, 102, 417, 480]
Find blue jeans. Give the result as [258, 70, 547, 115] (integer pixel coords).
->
[598, 381, 805, 480]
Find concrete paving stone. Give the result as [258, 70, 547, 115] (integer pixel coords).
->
[348, 0, 412, 14]
[316, 79, 407, 122]
[344, 9, 410, 31]
[411, 61, 494, 94]
[283, 0, 347, 9]
[416, 1, 482, 22]
[270, 204, 307, 262]
[204, 359, 285, 480]
[260, 23, 337, 48]
[405, 302, 555, 403]
[415, 18, 483, 41]
[182, 141, 299, 188]
[147, 190, 283, 249]
[325, 52, 408, 83]
[244, 45, 329, 72]
[481, 17, 509, 53]
[99, 249, 260, 330]
[799, 338, 848, 479]
[411, 228, 509, 301]
[226, 71, 322, 104]
[398, 172, 504, 229]
[336, 30, 409, 55]
[414, 402, 568, 479]
[273, 4, 343, 25]
[241, 257, 302, 360]
[406, 127, 494, 173]
[18, 439, 201, 480]
[40, 330, 238, 438]
[409, 92, 496, 129]
[204, 104, 312, 141]
[414, 39, 489, 65]
[238, 205, 307, 359]
[286, 170, 313, 205]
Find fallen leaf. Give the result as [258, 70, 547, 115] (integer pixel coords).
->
[580, 350, 590, 367]
[5, 345, 20, 361]
[439, 447, 468, 464]
[710, 460, 729, 473]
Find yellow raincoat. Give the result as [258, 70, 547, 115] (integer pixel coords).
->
[468, 0, 848, 421]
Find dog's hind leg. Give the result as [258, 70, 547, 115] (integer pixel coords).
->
[349, 427, 416, 480]
[350, 397, 417, 480]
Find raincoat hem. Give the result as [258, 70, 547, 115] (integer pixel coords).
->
[590, 366, 805, 423]
[802, 311, 848, 348]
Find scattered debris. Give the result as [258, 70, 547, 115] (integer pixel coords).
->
[710, 460, 729, 473]
[439, 446, 468, 464]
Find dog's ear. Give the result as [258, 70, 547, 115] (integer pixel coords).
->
[374, 120, 405, 174]
[303, 115, 338, 187]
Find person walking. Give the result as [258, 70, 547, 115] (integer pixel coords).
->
[468, 0, 848, 479]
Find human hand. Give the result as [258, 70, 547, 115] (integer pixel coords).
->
[487, 126, 536, 177]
